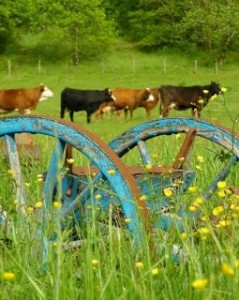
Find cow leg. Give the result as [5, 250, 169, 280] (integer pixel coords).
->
[87, 112, 91, 123]
[124, 108, 129, 119]
[60, 107, 65, 119]
[69, 111, 74, 122]
[161, 106, 169, 117]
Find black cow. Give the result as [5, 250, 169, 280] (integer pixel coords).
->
[60, 88, 115, 123]
[159, 81, 221, 118]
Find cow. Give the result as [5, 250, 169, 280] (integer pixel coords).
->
[138, 88, 161, 119]
[60, 88, 115, 123]
[159, 81, 221, 118]
[95, 88, 154, 119]
[0, 84, 53, 115]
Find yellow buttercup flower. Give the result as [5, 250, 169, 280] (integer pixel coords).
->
[151, 267, 159, 275]
[66, 158, 74, 164]
[212, 205, 224, 216]
[221, 87, 227, 93]
[192, 278, 209, 290]
[145, 164, 153, 171]
[95, 194, 102, 200]
[108, 169, 115, 175]
[35, 201, 43, 208]
[181, 232, 188, 239]
[198, 99, 204, 104]
[188, 186, 197, 193]
[222, 262, 234, 276]
[196, 155, 204, 163]
[53, 201, 62, 209]
[163, 188, 173, 197]
[135, 262, 144, 269]
[124, 218, 131, 224]
[210, 94, 218, 100]
[189, 206, 197, 212]
[139, 195, 147, 201]
[92, 259, 99, 267]
[203, 90, 209, 94]
[2, 272, 16, 280]
[217, 190, 225, 198]
[217, 181, 226, 189]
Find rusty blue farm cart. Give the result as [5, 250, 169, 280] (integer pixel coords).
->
[0, 115, 239, 257]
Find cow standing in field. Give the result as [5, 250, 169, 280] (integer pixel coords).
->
[159, 81, 221, 118]
[95, 88, 154, 119]
[138, 88, 161, 119]
[60, 88, 116, 123]
[0, 84, 53, 114]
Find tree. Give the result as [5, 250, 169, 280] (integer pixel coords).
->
[29, 0, 116, 63]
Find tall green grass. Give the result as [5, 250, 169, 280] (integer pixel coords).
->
[1, 50, 239, 299]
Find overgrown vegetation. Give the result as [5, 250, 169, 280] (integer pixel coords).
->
[1, 0, 239, 64]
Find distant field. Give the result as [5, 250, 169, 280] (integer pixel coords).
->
[0, 49, 238, 139]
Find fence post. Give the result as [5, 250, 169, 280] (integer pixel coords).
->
[38, 59, 42, 75]
[194, 60, 198, 74]
[8, 60, 12, 76]
[132, 57, 136, 74]
[163, 58, 166, 74]
[215, 61, 218, 74]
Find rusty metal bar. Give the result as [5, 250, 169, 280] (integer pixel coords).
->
[173, 128, 197, 169]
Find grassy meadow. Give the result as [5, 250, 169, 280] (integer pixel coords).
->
[1, 49, 239, 299]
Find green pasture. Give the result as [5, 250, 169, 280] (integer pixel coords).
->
[1, 50, 239, 299]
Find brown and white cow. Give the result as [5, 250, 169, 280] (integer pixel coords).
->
[95, 88, 154, 119]
[0, 84, 53, 115]
[138, 88, 161, 119]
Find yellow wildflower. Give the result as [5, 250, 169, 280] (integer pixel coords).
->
[189, 206, 197, 213]
[26, 206, 34, 213]
[188, 186, 197, 193]
[108, 169, 115, 175]
[135, 262, 144, 269]
[163, 188, 173, 197]
[198, 227, 210, 236]
[210, 94, 218, 100]
[196, 155, 204, 163]
[2, 272, 16, 280]
[212, 206, 224, 216]
[7, 169, 15, 175]
[13, 199, 18, 205]
[145, 164, 153, 171]
[217, 190, 225, 198]
[53, 201, 62, 209]
[66, 158, 74, 164]
[25, 182, 31, 187]
[198, 99, 204, 104]
[222, 262, 234, 276]
[218, 219, 231, 227]
[92, 259, 99, 267]
[151, 267, 159, 275]
[95, 194, 102, 200]
[221, 87, 227, 93]
[139, 195, 147, 201]
[192, 278, 209, 290]
[86, 205, 92, 210]
[35, 201, 43, 208]
[181, 232, 188, 239]
[217, 181, 226, 189]
[203, 90, 209, 94]
[175, 133, 181, 139]
[124, 218, 131, 224]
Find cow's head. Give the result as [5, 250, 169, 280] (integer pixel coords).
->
[209, 81, 221, 96]
[143, 88, 155, 102]
[39, 84, 54, 101]
[105, 88, 116, 102]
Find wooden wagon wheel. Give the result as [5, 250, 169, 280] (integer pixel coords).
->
[107, 117, 239, 230]
[0, 115, 150, 257]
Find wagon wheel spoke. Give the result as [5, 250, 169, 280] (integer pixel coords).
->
[137, 140, 152, 165]
[203, 155, 239, 200]
[43, 138, 67, 209]
[4, 134, 27, 215]
[172, 128, 196, 169]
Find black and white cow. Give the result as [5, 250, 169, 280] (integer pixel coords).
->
[60, 88, 115, 123]
[159, 81, 221, 118]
